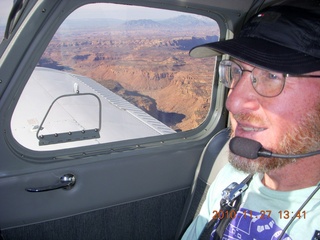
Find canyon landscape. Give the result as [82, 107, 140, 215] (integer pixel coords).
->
[38, 15, 219, 131]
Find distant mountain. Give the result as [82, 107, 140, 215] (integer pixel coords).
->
[123, 19, 162, 29]
[122, 15, 215, 29]
[61, 18, 125, 29]
[60, 15, 215, 31]
[161, 15, 215, 27]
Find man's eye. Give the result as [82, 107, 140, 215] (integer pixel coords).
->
[232, 68, 241, 75]
[268, 73, 278, 79]
[267, 72, 282, 80]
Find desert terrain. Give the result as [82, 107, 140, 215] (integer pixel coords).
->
[38, 15, 219, 131]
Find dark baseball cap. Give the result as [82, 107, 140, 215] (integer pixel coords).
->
[189, 0, 320, 74]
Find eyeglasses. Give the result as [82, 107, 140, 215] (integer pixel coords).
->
[219, 60, 320, 97]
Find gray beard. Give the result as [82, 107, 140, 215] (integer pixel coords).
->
[228, 151, 296, 174]
[228, 105, 320, 174]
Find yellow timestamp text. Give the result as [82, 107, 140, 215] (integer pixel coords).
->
[211, 210, 306, 220]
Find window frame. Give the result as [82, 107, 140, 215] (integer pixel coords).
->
[1, 0, 228, 161]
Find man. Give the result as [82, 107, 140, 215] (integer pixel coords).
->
[182, 0, 320, 239]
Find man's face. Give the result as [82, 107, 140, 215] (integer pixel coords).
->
[226, 60, 320, 174]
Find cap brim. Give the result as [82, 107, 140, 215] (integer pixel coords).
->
[190, 37, 320, 74]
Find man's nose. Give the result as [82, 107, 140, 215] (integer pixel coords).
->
[225, 72, 260, 114]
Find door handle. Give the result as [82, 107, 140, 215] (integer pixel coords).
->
[25, 173, 76, 192]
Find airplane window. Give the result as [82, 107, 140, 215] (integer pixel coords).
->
[11, 3, 219, 151]
[0, 0, 12, 40]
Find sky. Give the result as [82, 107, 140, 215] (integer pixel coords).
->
[0, 1, 186, 26]
[68, 3, 186, 20]
[0, 0, 12, 26]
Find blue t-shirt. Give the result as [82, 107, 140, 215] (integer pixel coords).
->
[182, 163, 320, 240]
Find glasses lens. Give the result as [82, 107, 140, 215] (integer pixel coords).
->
[251, 69, 285, 97]
[219, 60, 241, 89]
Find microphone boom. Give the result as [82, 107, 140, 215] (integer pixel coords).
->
[229, 137, 320, 159]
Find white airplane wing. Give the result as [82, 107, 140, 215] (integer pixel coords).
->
[11, 67, 175, 151]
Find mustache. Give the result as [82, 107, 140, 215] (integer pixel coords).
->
[232, 113, 266, 125]
[230, 113, 267, 137]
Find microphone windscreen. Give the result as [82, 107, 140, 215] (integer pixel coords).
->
[229, 137, 262, 159]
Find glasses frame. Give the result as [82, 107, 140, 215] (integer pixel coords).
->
[219, 59, 320, 97]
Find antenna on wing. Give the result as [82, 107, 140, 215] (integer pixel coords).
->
[73, 83, 79, 93]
